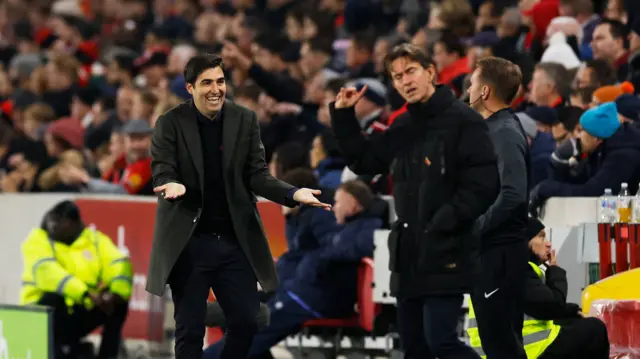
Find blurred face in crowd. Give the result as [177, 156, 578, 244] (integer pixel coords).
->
[575, 66, 594, 89]
[467, 46, 492, 69]
[630, 31, 640, 53]
[389, 57, 436, 103]
[309, 135, 326, 169]
[354, 97, 378, 120]
[235, 24, 257, 54]
[187, 66, 226, 117]
[373, 39, 390, 74]
[529, 69, 555, 106]
[300, 42, 329, 79]
[303, 71, 325, 104]
[194, 14, 216, 45]
[333, 188, 361, 225]
[45, 63, 73, 91]
[286, 15, 303, 41]
[411, 29, 428, 49]
[529, 228, 551, 262]
[578, 129, 602, 154]
[253, 46, 281, 72]
[142, 64, 166, 88]
[605, 0, 627, 23]
[346, 42, 369, 70]
[317, 89, 336, 128]
[109, 132, 125, 158]
[49, 16, 75, 43]
[71, 97, 91, 121]
[116, 87, 135, 121]
[125, 134, 151, 161]
[433, 42, 458, 72]
[551, 123, 571, 143]
[591, 23, 624, 62]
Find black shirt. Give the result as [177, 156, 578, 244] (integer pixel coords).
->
[194, 109, 235, 237]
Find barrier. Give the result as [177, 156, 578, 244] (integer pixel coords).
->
[0, 304, 53, 359]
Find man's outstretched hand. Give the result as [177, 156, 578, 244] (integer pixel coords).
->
[154, 182, 186, 199]
[293, 188, 331, 210]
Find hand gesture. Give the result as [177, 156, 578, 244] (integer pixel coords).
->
[548, 249, 557, 266]
[154, 182, 186, 199]
[335, 86, 368, 109]
[293, 188, 331, 211]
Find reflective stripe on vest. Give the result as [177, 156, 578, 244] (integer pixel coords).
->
[467, 262, 557, 359]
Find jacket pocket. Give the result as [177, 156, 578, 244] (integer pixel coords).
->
[417, 231, 460, 273]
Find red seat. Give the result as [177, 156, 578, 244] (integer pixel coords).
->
[302, 257, 376, 332]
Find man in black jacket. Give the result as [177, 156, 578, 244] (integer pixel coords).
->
[330, 43, 499, 359]
[467, 57, 530, 359]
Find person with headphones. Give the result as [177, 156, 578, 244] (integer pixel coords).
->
[20, 200, 133, 359]
[467, 57, 531, 359]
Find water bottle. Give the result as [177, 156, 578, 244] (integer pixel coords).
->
[600, 189, 613, 223]
[618, 183, 632, 223]
[634, 183, 640, 223]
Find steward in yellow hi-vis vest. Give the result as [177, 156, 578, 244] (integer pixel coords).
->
[20, 200, 132, 359]
[468, 217, 610, 359]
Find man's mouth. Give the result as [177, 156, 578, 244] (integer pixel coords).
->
[206, 94, 223, 105]
[405, 88, 417, 96]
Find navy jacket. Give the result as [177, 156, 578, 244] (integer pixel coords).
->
[278, 206, 340, 285]
[529, 132, 555, 189]
[286, 213, 382, 318]
[537, 123, 640, 198]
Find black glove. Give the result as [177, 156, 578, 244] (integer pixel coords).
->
[529, 184, 545, 217]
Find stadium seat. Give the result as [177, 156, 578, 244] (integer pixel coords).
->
[301, 257, 376, 332]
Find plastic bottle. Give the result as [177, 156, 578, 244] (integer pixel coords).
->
[618, 183, 632, 223]
[600, 189, 613, 223]
[634, 183, 640, 223]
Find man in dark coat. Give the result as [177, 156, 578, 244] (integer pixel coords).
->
[146, 54, 328, 359]
[330, 43, 499, 359]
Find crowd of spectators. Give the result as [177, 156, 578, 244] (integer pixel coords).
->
[0, 0, 639, 205]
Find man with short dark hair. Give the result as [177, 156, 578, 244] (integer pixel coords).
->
[146, 54, 328, 359]
[529, 63, 569, 109]
[331, 43, 499, 359]
[592, 19, 630, 82]
[467, 56, 530, 359]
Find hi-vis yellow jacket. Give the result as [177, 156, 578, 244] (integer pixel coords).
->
[20, 227, 133, 307]
[467, 262, 562, 359]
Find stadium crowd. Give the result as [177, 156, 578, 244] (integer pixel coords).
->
[2, 0, 640, 357]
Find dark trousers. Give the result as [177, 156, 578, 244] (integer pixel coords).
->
[540, 317, 610, 359]
[471, 240, 529, 359]
[168, 232, 260, 359]
[37, 292, 128, 359]
[203, 288, 317, 359]
[397, 294, 480, 359]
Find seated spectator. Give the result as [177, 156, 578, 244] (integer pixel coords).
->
[516, 112, 554, 189]
[615, 94, 640, 123]
[21, 102, 57, 142]
[203, 180, 382, 359]
[574, 59, 617, 90]
[20, 200, 132, 359]
[268, 142, 309, 180]
[468, 217, 609, 358]
[58, 119, 154, 195]
[37, 118, 86, 192]
[569, 86, 595, 110]
[531, 102, 640, 211]
[433, 30, 471, 96]
[0, 142, 48, 193]
[551, 106, 583, 144]
[279, 168, 340, 285]
[310, 129, 345, 189]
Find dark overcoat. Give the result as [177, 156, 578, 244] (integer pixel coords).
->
[145, 99, 297, 296]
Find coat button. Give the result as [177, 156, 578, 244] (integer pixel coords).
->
[403, 223, 408, 228]
[193, 217, 197, 223]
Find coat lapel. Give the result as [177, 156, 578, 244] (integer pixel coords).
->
[179, 100, 205, 188]
[222, 100, 242, 171]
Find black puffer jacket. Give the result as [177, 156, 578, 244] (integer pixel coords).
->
[331, 86, 499, 298]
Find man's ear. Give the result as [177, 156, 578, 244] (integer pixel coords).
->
[186, 83, 194, 95]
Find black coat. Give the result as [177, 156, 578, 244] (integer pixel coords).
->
[146, 99, 297, 296]
[330, 86, 499, 298]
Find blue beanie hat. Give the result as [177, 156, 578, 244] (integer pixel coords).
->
[615, 94, 640, 122]
[579, 102, 620, 139]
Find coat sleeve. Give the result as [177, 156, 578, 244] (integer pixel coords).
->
[538, 148, 639, 198]
[524, 265, 570, 320]
[244, 112, 298, 207]
[330, 103, 407, 176]
[475, 126, 528, 234]
[428, 120, 499, 233]
[22, 229, 88, 304]
[151, 113, 181, 188]
[318, 218, 380, 262]
[96, 231, 133, 300]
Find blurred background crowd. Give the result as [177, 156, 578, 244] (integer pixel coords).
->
[0, 0, 639, 205]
